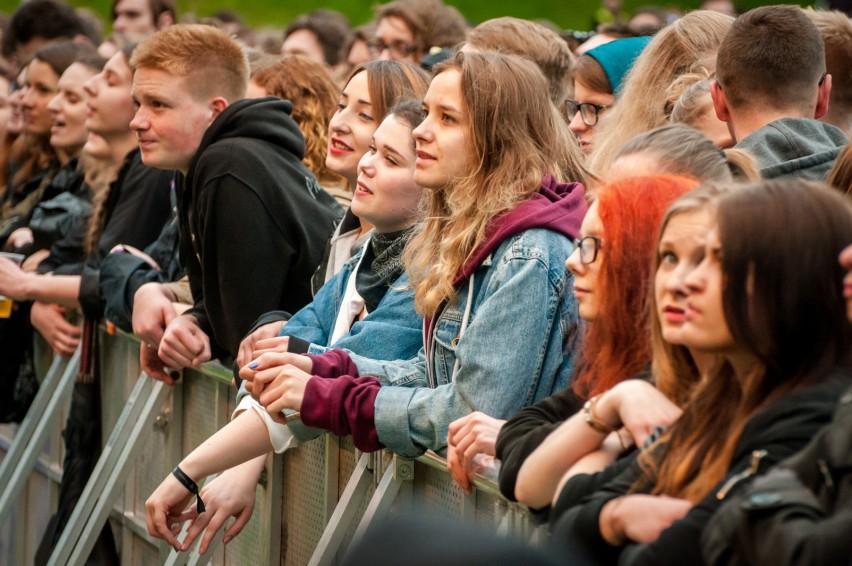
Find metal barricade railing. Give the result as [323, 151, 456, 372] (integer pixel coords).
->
[0, 329, 545, 565]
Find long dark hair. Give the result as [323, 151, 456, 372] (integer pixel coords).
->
[645, 179, 852, 502]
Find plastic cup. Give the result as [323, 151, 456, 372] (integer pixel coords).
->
[0, 252, 25, 318]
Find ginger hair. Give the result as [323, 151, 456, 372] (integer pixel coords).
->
[130, 24, 249, 103]
[572, 175, 699, 400]
[252, 56, 342, 187]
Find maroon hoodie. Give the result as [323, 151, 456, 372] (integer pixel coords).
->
[300, 176, 587, 451]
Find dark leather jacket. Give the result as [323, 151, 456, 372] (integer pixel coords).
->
[702, 381, 852, 566]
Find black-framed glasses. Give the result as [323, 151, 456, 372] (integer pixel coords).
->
[367, 39, 418, 59]
[564, 100, 610, 127]
[575, 236, 603, 264]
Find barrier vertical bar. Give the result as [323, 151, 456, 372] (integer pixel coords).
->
[0, 349, 80, 525]
[47, 374, 170, 566]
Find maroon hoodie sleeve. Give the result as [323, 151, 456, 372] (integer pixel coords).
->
[306, 349, 360, 378]
[301, 374, 385, 451]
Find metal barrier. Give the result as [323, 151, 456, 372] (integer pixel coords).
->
[0, 329, 544, 565]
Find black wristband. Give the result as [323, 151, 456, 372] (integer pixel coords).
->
[172, 465, 206, 514]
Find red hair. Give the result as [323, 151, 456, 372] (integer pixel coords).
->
[572, 175, 699, 399]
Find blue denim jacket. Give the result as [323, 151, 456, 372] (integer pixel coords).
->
[236, 247, 423, 441]
[283, 250, 421, 360]
[341, 228, 581, 458]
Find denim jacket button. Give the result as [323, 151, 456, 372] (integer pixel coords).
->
[451, 337, 460, 348]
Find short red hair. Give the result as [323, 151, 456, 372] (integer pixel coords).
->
[572, 174, 699, 399]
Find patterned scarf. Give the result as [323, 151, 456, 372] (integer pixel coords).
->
[355, 226, 416, 312]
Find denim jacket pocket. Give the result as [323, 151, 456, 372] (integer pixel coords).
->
[432, 308, 462, 386]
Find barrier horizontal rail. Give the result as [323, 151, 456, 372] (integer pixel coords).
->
[0, 328, 544, 565]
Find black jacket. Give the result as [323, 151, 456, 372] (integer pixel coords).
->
[99, 212, 183, 332]
[38, 148, 173, 318]
[495, 368, 651, 506]
[549, 370, 852, 566]
[495, 385, 584, 504]
[178, 97, 342, 360]
[702, 378, 852, 566]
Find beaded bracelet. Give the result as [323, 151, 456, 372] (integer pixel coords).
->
[172, 465, 206, 513]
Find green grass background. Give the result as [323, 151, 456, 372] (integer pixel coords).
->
[2, 0, 809, 33]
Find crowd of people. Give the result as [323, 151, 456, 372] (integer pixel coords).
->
[0, 0, 849, 563]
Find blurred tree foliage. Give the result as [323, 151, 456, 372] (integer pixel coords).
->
[4, 0, 800, 34]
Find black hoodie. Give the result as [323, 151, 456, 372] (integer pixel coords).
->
[178, 97, 342, 360]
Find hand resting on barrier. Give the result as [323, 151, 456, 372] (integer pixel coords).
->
[446, 412, 506, 493]
[240, 350, 314, 423]
[158, 314, 211, 370]
[30, 301, 81, 357]
[236, 321, 287, 368]
[146, 409, 273, 551]
[134, 282, 183, 384]
[177, 456, 266, 554]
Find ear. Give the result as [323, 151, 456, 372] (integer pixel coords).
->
[209, 97, 228, 122]
[156, 12, 175, 30]
[710, 80, 731, 123]
[814, 73, 831, 119]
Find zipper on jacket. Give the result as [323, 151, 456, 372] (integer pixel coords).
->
[716, 449, 768, 500]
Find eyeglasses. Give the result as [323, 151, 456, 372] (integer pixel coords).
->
[564, 100, 610, 127]
[367, 39, 418, 59]
[575, 236, 603, 264]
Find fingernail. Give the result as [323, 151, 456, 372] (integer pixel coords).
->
[247, 361, 258, 369]
[223, 536, 231, 544]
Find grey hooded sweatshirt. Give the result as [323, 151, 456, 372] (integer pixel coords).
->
[736, 117, 848, 180]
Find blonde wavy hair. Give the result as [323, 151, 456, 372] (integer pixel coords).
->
[405, 51, 591, 317]
[589, 10, 734, 176]
[252, 56, 342, 187]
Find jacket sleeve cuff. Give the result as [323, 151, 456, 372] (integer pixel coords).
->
[78, 265, 103, 319]
[243, 311, 291, 338]
[373, 386, 423, 458]
[306, 350, 360, 378]
[301, 374, 383, 452]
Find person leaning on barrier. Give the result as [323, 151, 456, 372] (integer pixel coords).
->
[144, 101, 427, 553]
[701, 240, 852, 566]
[242, 51, 589, 462]
[126, 24, 341, 382]
[548, 180, 852, 566]
[447, 126, 761, 496]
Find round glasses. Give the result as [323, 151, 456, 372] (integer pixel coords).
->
[575, 236, 603, 264]
[564, 100, 610, 127]
[367, 39, 418, 59]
